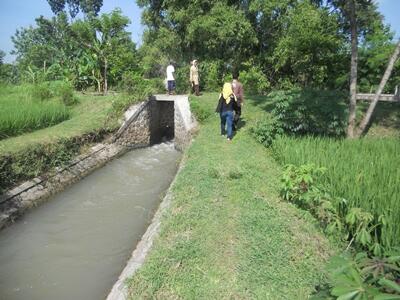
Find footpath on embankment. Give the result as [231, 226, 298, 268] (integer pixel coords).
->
[126, 93, 334, 299]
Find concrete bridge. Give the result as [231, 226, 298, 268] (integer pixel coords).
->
[113, 94, 196, 151]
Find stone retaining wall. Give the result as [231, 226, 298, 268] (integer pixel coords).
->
[0, 144, 126, 230]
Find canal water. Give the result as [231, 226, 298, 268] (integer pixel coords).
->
[0, 143, 181, 300]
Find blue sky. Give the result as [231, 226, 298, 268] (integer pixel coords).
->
[0, 0, 399, 63]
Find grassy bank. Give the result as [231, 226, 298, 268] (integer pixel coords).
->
[127, 94, 333, 299]
[0, 92, 119, 156]
[0, 90, 122, 192]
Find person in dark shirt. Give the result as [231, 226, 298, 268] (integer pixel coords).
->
[232, 72, 244, 130]
[215, 82, 239, 141]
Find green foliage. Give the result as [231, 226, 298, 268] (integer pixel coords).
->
[0, 136, 88, 192]
[12, 9, 138, 93]
[54, 81, 78, 106]
[268, 89, 348, 137]
[30, 82, 53, 101]
[189, 97, 211, 123]
[239, 65, 270, 95]
[47, 0, 103, 18]
[111, 74, 163, 117]
[250, 117, 283, 147]
[272, 136, 400, 249]
[174, 65, 190, 94]
[199, 60, 225, 92]
[358, 20, 400, 93]
[0, 85, 70, 139]
[326, 253, 400, 299]
[0, 50, 5, 65]
[272, 1, 345, 88]
[280, 163, 390, 256]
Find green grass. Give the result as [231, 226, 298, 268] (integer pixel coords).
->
[127, 93, 333, 299]
[271, 136, 400, 249]
[0, 91, 120, 155]
[0, 85, 70, 139]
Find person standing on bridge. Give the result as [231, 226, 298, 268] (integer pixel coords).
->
[216, 82, 239, 141]
[190, 60, 200, 96]
[166, 61, 176, 95]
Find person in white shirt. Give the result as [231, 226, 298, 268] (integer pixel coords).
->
[166, 62, 176, 95]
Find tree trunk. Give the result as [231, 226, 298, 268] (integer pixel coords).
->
[357, 40, 400, 136]
[93, 70, 101, 93]
[103, 57, 108, 95]
[347, 0, 358, 139]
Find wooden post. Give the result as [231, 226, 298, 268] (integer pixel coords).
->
[357, 40, 400, 136]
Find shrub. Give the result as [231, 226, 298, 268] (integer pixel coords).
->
[174, 65, 191, 94]
[324, 253, 400, 299]
[269, 89, 348, 137]
[250, 117, 283, 147]
[240, 65, 270, 95]
[199, 60, 225, 92]
[53, 81, 78, 106]
[120, 71, 163, 96]
[31, 82, 53, 101]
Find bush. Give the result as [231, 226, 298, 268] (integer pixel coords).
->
[269, 89, 347, 137]
[31, 82, 53, 101]
[174, 65, 191, 94]
[199, 60, 225, 92]
[52, 81, 78, 106]
[250, 117, 283, 147]
[240, 65, 270, 95]
[120, 71, 163, 96]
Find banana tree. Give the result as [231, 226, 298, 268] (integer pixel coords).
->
[71, 9, 131, 95]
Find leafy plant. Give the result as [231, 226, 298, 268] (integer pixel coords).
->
[250, 117, 284, 147]
[327, 253, 400, 299]
[269, 89, 348, 137]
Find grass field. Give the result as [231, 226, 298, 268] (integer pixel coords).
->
[127, 94, 333, 299]
[272, 136, 400, 249]
[0, 85, 70, 139]
[0, 91, 120, 156]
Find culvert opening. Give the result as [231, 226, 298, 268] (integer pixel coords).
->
[150, 100, 175, 145]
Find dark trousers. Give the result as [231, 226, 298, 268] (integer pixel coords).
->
[233, 105, 242, 130]
[191, 83, 200, 96]
[220, 111, 234, 139]
[168, 80, 175, 94]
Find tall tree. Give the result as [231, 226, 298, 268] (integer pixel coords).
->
[71, 9, 133, 94]
[47, 0, 103, 18]
[0, 50, 5, 65]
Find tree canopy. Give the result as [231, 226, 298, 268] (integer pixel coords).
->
[47, 0, 103, 18]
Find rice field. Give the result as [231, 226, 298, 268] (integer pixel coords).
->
[0, 85, 70, 139]
[272, 136, 400, 249]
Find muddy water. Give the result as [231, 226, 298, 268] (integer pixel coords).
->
[0, 143, 181, 300]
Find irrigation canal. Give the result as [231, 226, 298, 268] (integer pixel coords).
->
[0, 142, 181, 300]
